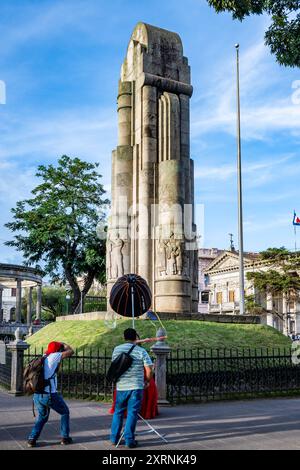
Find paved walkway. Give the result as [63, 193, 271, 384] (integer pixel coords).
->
[1, 389, 300, 450]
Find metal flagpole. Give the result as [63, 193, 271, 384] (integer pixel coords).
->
[235, 44, 245, 315]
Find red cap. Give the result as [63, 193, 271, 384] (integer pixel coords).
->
[45, 341, 63, 355]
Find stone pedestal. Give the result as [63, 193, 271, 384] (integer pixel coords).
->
[151, 328, 171, 405]
[7, 328, 29, 396]
[27, 287, 33, 325]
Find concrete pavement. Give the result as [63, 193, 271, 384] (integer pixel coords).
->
[1, 389, 300, 450]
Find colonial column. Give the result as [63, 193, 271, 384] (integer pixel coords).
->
[7, 328, 29, 396]
[0, 288, 3, 323]
[15, 279, 22, 323]
[27, 287, 33, 325]
[282, 292, 289, 336]
[36, 285, 42, 321]
[265, 292, 273, 327]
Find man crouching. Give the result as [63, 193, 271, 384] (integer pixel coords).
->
[27, 341, 74, 447]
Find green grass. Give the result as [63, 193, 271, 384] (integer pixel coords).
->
[26, 319, 291, 353]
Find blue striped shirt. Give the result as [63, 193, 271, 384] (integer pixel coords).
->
[112, 343, 153, 391]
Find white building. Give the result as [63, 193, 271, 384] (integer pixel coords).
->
[1, 286, 16, 322]
[198, 248, 223, 313]
[203, 250, 300, 335]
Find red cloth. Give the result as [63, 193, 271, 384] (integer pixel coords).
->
[109, 377, 159, 419]
[45, 341, 63, 355]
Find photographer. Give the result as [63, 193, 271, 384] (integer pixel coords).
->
[27, 341, 74, 448]
[110, 328, 154, 448]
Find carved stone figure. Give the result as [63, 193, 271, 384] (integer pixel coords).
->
[111, 234, 124, 279]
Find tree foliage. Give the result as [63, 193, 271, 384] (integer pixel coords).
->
[246, 247, 300, 312]
[5, 155, 109, 313]
[207, 0, 300, 67]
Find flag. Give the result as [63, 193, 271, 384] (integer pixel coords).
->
[293, 211, 300, 226]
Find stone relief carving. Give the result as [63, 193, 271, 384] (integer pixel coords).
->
[108, 233, 125, 279]
[157, 232, 185, 276]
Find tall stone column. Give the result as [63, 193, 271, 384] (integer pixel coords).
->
[107, 23, 198, 315]
[36, 284, 42, 321]
[15, 279, 22, 323]
[0, 288, 3, 323]
[27, 287, 33, 325]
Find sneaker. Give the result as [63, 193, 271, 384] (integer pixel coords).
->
[27, 439, 37, 448]
[126, 440, 138, 449]
[61, 437, 73, 445]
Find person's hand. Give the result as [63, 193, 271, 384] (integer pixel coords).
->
[144, 381, 150, 389]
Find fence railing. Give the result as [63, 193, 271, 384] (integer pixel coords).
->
[166, 348, 300, 403]
[0, 341, 12, 389]
[24, 348, 114, 400]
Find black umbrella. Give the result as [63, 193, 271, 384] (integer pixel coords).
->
[109, 274, 152, 327]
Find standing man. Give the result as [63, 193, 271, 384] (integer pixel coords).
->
[110, 328, 153, 448]
[27, 341, 74, 447]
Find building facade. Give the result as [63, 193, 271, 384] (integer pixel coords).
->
[198, 248, 223, 313]
[203, 250, 300, 335]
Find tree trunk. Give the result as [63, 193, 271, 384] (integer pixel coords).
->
[65, 266, 81, 314]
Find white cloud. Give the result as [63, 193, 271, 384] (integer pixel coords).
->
[191, 42, 300, 140]
[194, 154, 296, 185]
[0, 107, 117, 184]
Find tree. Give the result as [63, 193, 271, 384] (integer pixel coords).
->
[22, 286, 68, 321]
[247, 247, 300, 331]
[207, 1, 300, 67]
[5, 155, 109, 313]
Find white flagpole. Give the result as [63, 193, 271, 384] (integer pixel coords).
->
[236, 44, 245, 315]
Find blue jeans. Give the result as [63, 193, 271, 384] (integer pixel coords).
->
[110, 389, 143, 446]
[28, 393, 70, 440]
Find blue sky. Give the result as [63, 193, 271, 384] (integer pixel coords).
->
[0, 0, 299, 264]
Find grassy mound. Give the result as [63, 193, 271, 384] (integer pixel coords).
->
[26, 319, 291, 353]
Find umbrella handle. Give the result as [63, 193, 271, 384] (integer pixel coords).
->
[131, 285, 135, 329]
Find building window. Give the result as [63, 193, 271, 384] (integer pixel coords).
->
[229, 291, 235, 302]
[201, 291, 209, 304]
[204, 275, 209, 287]
[11, 288, 16, 297]
[216, 292, 223, 305]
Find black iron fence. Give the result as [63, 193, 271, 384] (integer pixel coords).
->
[20, 347, 300, 404]
[0, 341, 12, 389]
[24, 348, 114, 400]
[166, 348, 300, 404]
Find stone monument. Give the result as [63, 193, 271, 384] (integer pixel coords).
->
[106, 22, 198, 314]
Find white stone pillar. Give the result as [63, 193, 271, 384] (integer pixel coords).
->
[0, 288, 3, 323]
[15, 279, 22, 323]
[266, 292, 273, 327]
[27, 287, 33, 325]
[138, 85, 157, 289]
[282, 292, 289, 336]
[36, 285, 42, 321]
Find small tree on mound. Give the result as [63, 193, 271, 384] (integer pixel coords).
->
[5, 155, 109, 314]
[247, 248, 300, 329]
